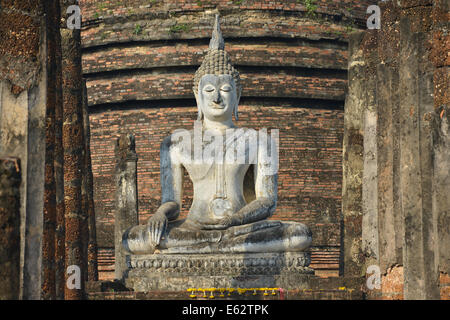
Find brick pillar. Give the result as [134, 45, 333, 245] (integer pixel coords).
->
[80, 80, 90, 285]
[54, 0, 65, 299]
[41, 0, 61, 300]
[60, 0, 87, 300]
[0, 158, 21, 300]
[114, 134, 139, 281]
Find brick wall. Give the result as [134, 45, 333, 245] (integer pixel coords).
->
[80, 0, 370, 24]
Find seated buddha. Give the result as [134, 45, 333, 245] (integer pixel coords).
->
[122, 15, 312, 255]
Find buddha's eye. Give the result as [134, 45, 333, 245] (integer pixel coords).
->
[204, 86, 215, 93]
[221, 86, 232, 92]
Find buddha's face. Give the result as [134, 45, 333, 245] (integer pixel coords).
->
[196, 74, 238, 122]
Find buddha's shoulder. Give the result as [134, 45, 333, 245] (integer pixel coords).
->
[161, 129, 195, 150]
[161, 127, 261, 148]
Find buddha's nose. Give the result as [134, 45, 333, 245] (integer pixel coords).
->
[212, 90, 221, 103]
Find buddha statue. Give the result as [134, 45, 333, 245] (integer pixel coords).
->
[122, 15, 312, 256]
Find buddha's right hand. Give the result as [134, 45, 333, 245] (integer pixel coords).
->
[147, 213, 168, 246]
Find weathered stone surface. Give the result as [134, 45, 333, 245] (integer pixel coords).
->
[375, 2, 403, 273]
[0, 158, 21, 300]
[114, 134, 139, 280]
[0, 81, 29, 297]
[399, 15, 440, 300]
[432, 106, 450, 275]
[341, 31, 366, 277]
[22, 68, 48, 300]
[361, 37, 379, 270]
[345, 0, 447, 300]
[0, 1, 58, 299]
[376, 62, 403, 273]
[125, 252, 313, 291]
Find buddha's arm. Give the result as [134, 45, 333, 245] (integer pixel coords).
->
[231, 130, 278, 225]
[231, 162, 278, 226]
[159, 135, 183, 220]
[145, 135, 183, 245]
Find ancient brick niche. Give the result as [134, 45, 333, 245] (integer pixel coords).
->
[79, 0, 373, 280]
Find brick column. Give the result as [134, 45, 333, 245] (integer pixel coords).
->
[41, 0, 61, 300]
[60, 0, 87, 300]
[54, 0, 65, 298]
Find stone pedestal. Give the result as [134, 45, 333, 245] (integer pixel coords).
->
[124, 252, 314, 291]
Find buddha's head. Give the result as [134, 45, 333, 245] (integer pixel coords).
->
[193, 15, 242, 122]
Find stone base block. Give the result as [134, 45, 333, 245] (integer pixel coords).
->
[124, 252, 315, 291]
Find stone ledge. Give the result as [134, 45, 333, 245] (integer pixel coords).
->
[126, 252, 312, 275]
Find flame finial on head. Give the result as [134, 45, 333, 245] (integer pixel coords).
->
[193, 14, 241, 98]
[209, 14, 225, 51]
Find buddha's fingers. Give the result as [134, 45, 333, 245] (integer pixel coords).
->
[151, 222, 157, 244]
[151, 223, 155, 244]
[201, 223, 229, 230]
[156, 221, 164, 245]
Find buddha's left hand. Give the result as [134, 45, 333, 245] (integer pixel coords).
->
[201, 214, 240, 230]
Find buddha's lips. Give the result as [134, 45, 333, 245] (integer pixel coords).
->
[209, 103, 225, 109]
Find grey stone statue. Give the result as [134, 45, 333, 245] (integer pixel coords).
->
[122, 15, 312, 255]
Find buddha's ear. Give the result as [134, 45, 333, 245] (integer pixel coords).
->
[193, 90, 198, 102]
[234, 88, 241, 121]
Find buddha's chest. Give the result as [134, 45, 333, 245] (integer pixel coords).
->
[183, 160, 250, 183]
